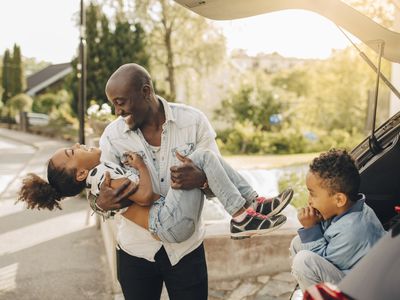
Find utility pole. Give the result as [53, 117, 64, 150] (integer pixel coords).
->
[78, 0, 87, 144]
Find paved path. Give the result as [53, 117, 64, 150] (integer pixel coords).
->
[0, 128, 114, 300]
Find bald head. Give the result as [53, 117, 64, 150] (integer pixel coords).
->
[106, 63, 153, 95]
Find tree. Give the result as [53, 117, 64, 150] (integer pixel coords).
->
[11, 44, 25, 96]
[23, 57, 49, 76]
[33, 93, 59, 114]
[133, 0, 226, 101]
[1, 45, 26, 105]
[33, 90, 72, 115]
[67, 2, 150, 113]
[344, 0, 395, 28]
[214, 76, 289, 132]
[1, 49, 11, 104]
[272, 68, 311, 97]
[276, 47, 391, 135]
[8, 93, 33, 116]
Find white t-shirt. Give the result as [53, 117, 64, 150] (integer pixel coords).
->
[85, 161, 139, 198]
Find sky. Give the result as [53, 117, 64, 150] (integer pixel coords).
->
[0, 0, 356, 64]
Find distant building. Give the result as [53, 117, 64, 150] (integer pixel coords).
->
[175, 50, 316, 123]
[230, 49, 315, 74]
[25, 63, 72, 96]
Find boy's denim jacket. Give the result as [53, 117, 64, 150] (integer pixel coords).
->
[297, 194, 386, 272]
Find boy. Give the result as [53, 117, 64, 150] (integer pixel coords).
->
[290, 149, 385, 291]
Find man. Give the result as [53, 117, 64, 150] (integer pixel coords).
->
[94, 63, 217, 300]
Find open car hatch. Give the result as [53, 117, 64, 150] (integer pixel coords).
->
[175, 0, 400, 63]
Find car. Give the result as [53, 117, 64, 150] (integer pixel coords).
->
[175, 0, 400, 299]
[15, 112, 50, 126]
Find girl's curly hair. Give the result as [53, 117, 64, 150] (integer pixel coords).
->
[18, 159, 86, 210]
[310, 148, 360, 202]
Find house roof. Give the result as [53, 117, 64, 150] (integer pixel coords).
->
[26, 63, 72, 96]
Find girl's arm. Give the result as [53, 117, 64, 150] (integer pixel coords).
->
[110, 152, 159, 207]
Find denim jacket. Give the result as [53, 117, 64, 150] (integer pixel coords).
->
[297, 194, 386, 272]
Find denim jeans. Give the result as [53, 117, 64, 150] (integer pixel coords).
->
[117, 243, 208, 300]
[149, 149, 258, 243]
[290, 236, 345, 291]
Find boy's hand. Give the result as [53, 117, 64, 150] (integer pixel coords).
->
[298, 206, 323, 228]
[123, 151, 145, 169]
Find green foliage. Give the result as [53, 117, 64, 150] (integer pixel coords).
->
[343, 0, 395, 28]
[23, 58, 49, 76]
[217, 121, 266, 154]
[262, 127, 308, 154]
[218, 125, 364, 155]
[67, 2, 150, 113]
[272, 69, 311, 97]
[214, 81, 287, 131]
[33, 93, 58, 114]
[2, 45, 25, 104]
[278, 171, 308, 208]
[11, 45, 25, 95]
[1, 45, 26, 106]
[218, 125, 309, 155]
[1, 49, 11, 104]
[304, 128, 364, 153]
[134, 0, 226, 101]
[217, 46, 390, 155]
[8, 93, 33, 115]
[32, 90, 72, 115]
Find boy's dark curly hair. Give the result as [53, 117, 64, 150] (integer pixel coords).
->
[18, 159, 86, 210]
[310, 148, 360, 202]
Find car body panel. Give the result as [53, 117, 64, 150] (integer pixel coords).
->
[338, 230, 400, 300]
[175, 0, 400, 63]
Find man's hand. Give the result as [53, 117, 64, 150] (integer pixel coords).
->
[298, 206, 323, 229]
[96, 171, 138, 211]
[170, 152, 207, 190]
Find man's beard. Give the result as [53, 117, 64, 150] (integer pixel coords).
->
[124, 115, 141, 131]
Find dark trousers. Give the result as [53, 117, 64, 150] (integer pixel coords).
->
[117, 243, 208, 300]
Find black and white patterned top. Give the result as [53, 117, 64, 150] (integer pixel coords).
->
[86, 161, 139, 197]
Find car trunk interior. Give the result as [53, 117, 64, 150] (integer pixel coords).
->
[352, 112, 400, 230]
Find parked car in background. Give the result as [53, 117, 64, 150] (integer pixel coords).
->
[15, 112, 49, 127]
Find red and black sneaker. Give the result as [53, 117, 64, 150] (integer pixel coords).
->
[230, 208, 287, 240]
[253, 188, 294, 218]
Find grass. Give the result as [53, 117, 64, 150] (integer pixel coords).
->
[223, 152, 318, 170]
[223, 153, 315, 209]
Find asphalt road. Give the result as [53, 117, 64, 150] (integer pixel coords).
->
[0, 130, 114, 300]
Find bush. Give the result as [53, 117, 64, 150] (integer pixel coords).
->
[33, 93, 58, 114]
[278, 170, 308, 208]
[8, 93, 33, 115]
[87, 101, 116, 136]
[262, 127, 308, 154]
[304, 128, 364, 153]
[217, 124, 364, 155]
[217, 121, 265, 154]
